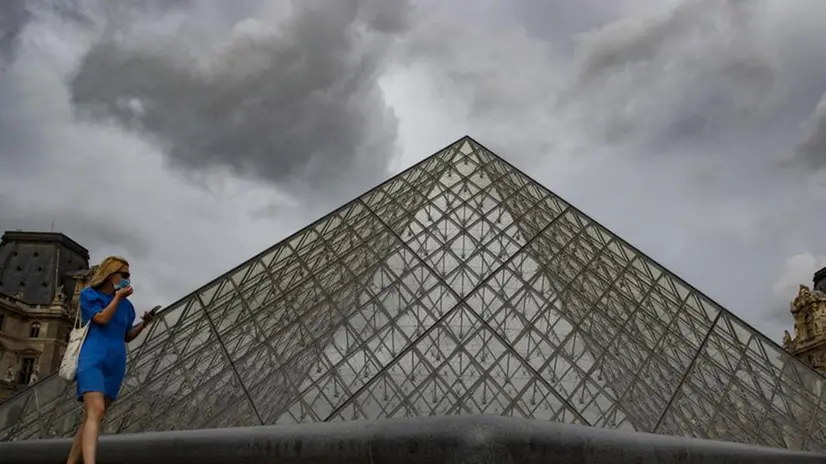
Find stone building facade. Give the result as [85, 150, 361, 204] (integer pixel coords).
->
[782, 267, 826, 374]
[0, 231, 91, 401]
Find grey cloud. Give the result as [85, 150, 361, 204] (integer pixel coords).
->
[0, 0, 30, 65]
[794, 94, 826, 169]
[562, 0, 777, 151]
[0, 1, 32, 165]
[509, 0, 626, 53]
[359, 0, 411, 33]
[68, 0, 409, 201]
[0, 194, 151, 259]
[0, 0, 212, 170]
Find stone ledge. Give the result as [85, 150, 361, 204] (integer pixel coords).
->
[1, 415, 824, 464]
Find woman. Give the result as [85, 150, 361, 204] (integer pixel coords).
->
[66, 256, 156, 464]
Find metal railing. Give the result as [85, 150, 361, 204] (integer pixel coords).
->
[1, 415, 824, 463]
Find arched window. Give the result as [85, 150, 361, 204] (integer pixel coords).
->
[29, 322, 41, 338]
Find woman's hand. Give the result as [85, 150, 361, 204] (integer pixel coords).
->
[126, 308, 157, 342]
[115, 286, 133, 299]
[140, 310, 156, 325]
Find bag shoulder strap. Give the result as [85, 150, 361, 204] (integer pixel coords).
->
[73, 305, 83, 329]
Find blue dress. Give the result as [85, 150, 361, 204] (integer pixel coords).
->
[76, 287, 135, 401]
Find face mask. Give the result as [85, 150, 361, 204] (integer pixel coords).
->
[115, 279, 131, 290]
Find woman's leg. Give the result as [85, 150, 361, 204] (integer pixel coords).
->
[66, 397, 112, 464]
[80, 392, 106, 464]
[65, 418, 84, 464]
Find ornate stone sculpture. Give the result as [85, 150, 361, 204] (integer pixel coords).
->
[785, 282, 826, 373]
[783, 330, 793, 348]
[791, 285, 813, 314]
[52, 284, 65, 305]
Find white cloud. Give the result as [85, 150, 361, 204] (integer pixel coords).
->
[772, 253, 826, 301]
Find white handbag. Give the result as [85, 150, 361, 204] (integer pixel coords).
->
[58, 306, 90, 382]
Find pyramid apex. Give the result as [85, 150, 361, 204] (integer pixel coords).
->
[456, 134, 478, 144]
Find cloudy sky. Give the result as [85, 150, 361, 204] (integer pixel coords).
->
[1, 0, 825, 340]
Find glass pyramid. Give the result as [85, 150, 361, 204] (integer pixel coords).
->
[1, 136, 825, 450]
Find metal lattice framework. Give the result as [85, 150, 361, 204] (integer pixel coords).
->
[1, 136, 825, 450]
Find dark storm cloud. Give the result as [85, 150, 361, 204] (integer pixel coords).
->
[0, 0, 217, 170]
[509, 0, 625, 52]
[0, 0, 39, 172]
[0, 0, 30, 65]
[562, 0, 776, 151]
[0, 0, 32, 164]
[0, 78, 32, 170]
[69, 0, 409, 199]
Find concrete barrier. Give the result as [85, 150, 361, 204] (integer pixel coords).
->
[1, 415, 823, 463]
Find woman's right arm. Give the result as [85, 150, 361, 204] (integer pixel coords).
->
[81, 287, 131, 325]
[91, 294, 125, 325]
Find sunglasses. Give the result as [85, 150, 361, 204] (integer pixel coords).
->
[117, 271, 131, 279]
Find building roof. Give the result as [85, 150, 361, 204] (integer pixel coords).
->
[0, 231, 90, 306]
[814, 267, 826, 293]
[0, 231, 89, 259]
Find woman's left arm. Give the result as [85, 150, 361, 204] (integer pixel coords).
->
[125, 321, 148, 343]
[125, 307, 156, 343]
